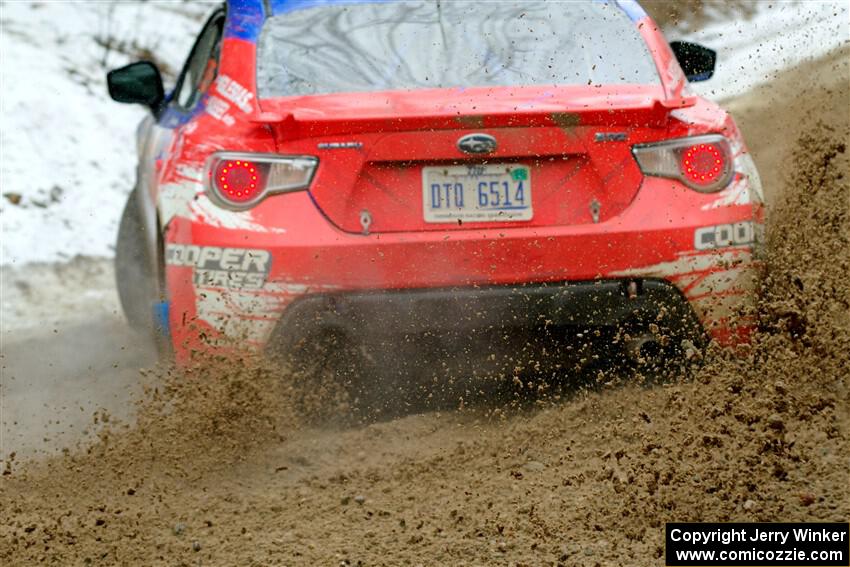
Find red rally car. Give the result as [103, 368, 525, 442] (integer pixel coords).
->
[107, 0, 764, 375]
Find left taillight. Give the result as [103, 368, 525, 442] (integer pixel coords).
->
[204, 153, 318, 210]
[632, 135, 734, 193]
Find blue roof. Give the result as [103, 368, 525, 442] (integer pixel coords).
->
[224, 0, 648, 42]
[224, 0, 265, 41]
[269, 0, 393, 14]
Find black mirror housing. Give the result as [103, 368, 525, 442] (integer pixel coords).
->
[107, 61, 165, 111]
[669, 41, 717, 82]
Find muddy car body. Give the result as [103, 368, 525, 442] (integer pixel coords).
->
[108, 0, 765, 371]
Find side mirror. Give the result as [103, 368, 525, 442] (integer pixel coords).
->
[107, 61, 165, 111]
[669, 41, 717, 82]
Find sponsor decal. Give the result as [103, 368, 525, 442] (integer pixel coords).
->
[166, 244, 271, 290]
[694, 221, 759, 250]
[205, 95, 236, 126]
[214, 74, 254, 114]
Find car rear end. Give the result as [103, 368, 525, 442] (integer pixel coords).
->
[162, 0, 764, 372]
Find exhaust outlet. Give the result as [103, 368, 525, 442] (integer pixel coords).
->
[624, 333, 662, 364]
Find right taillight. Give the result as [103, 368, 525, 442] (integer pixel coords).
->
[632, 135, 733, 193]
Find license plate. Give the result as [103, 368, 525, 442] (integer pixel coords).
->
[422, 164, 533, 223]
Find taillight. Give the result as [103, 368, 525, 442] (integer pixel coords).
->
[205, 153, 318, 210]
[214, 159, 265, 204]
[632, 135, 733, 193]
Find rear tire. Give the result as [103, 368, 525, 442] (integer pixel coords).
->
[115, 189, 158, 334]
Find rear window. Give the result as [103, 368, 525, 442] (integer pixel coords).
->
[256, 0, 660, 98]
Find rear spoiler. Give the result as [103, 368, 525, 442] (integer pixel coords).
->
[248, 97, 698, 140]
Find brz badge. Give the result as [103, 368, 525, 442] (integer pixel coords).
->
[457, 133, 497, 155]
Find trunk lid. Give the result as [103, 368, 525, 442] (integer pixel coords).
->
[258, 85, 676, 234]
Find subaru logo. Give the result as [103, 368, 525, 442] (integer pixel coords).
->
[457, 133, 497, 155]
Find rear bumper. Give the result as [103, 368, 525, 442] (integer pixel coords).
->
[267, 279, 703, 355]
[162, 176, 763, 361]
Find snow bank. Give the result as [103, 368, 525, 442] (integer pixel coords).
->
[0, 1, 211, 265]
[0, 1, 847, 265]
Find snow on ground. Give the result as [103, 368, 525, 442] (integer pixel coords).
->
[0, 1, 847, 266]
[1, 257, 120, 332]
[676, 0, 849, 101]
[0, 1, 213, 266]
